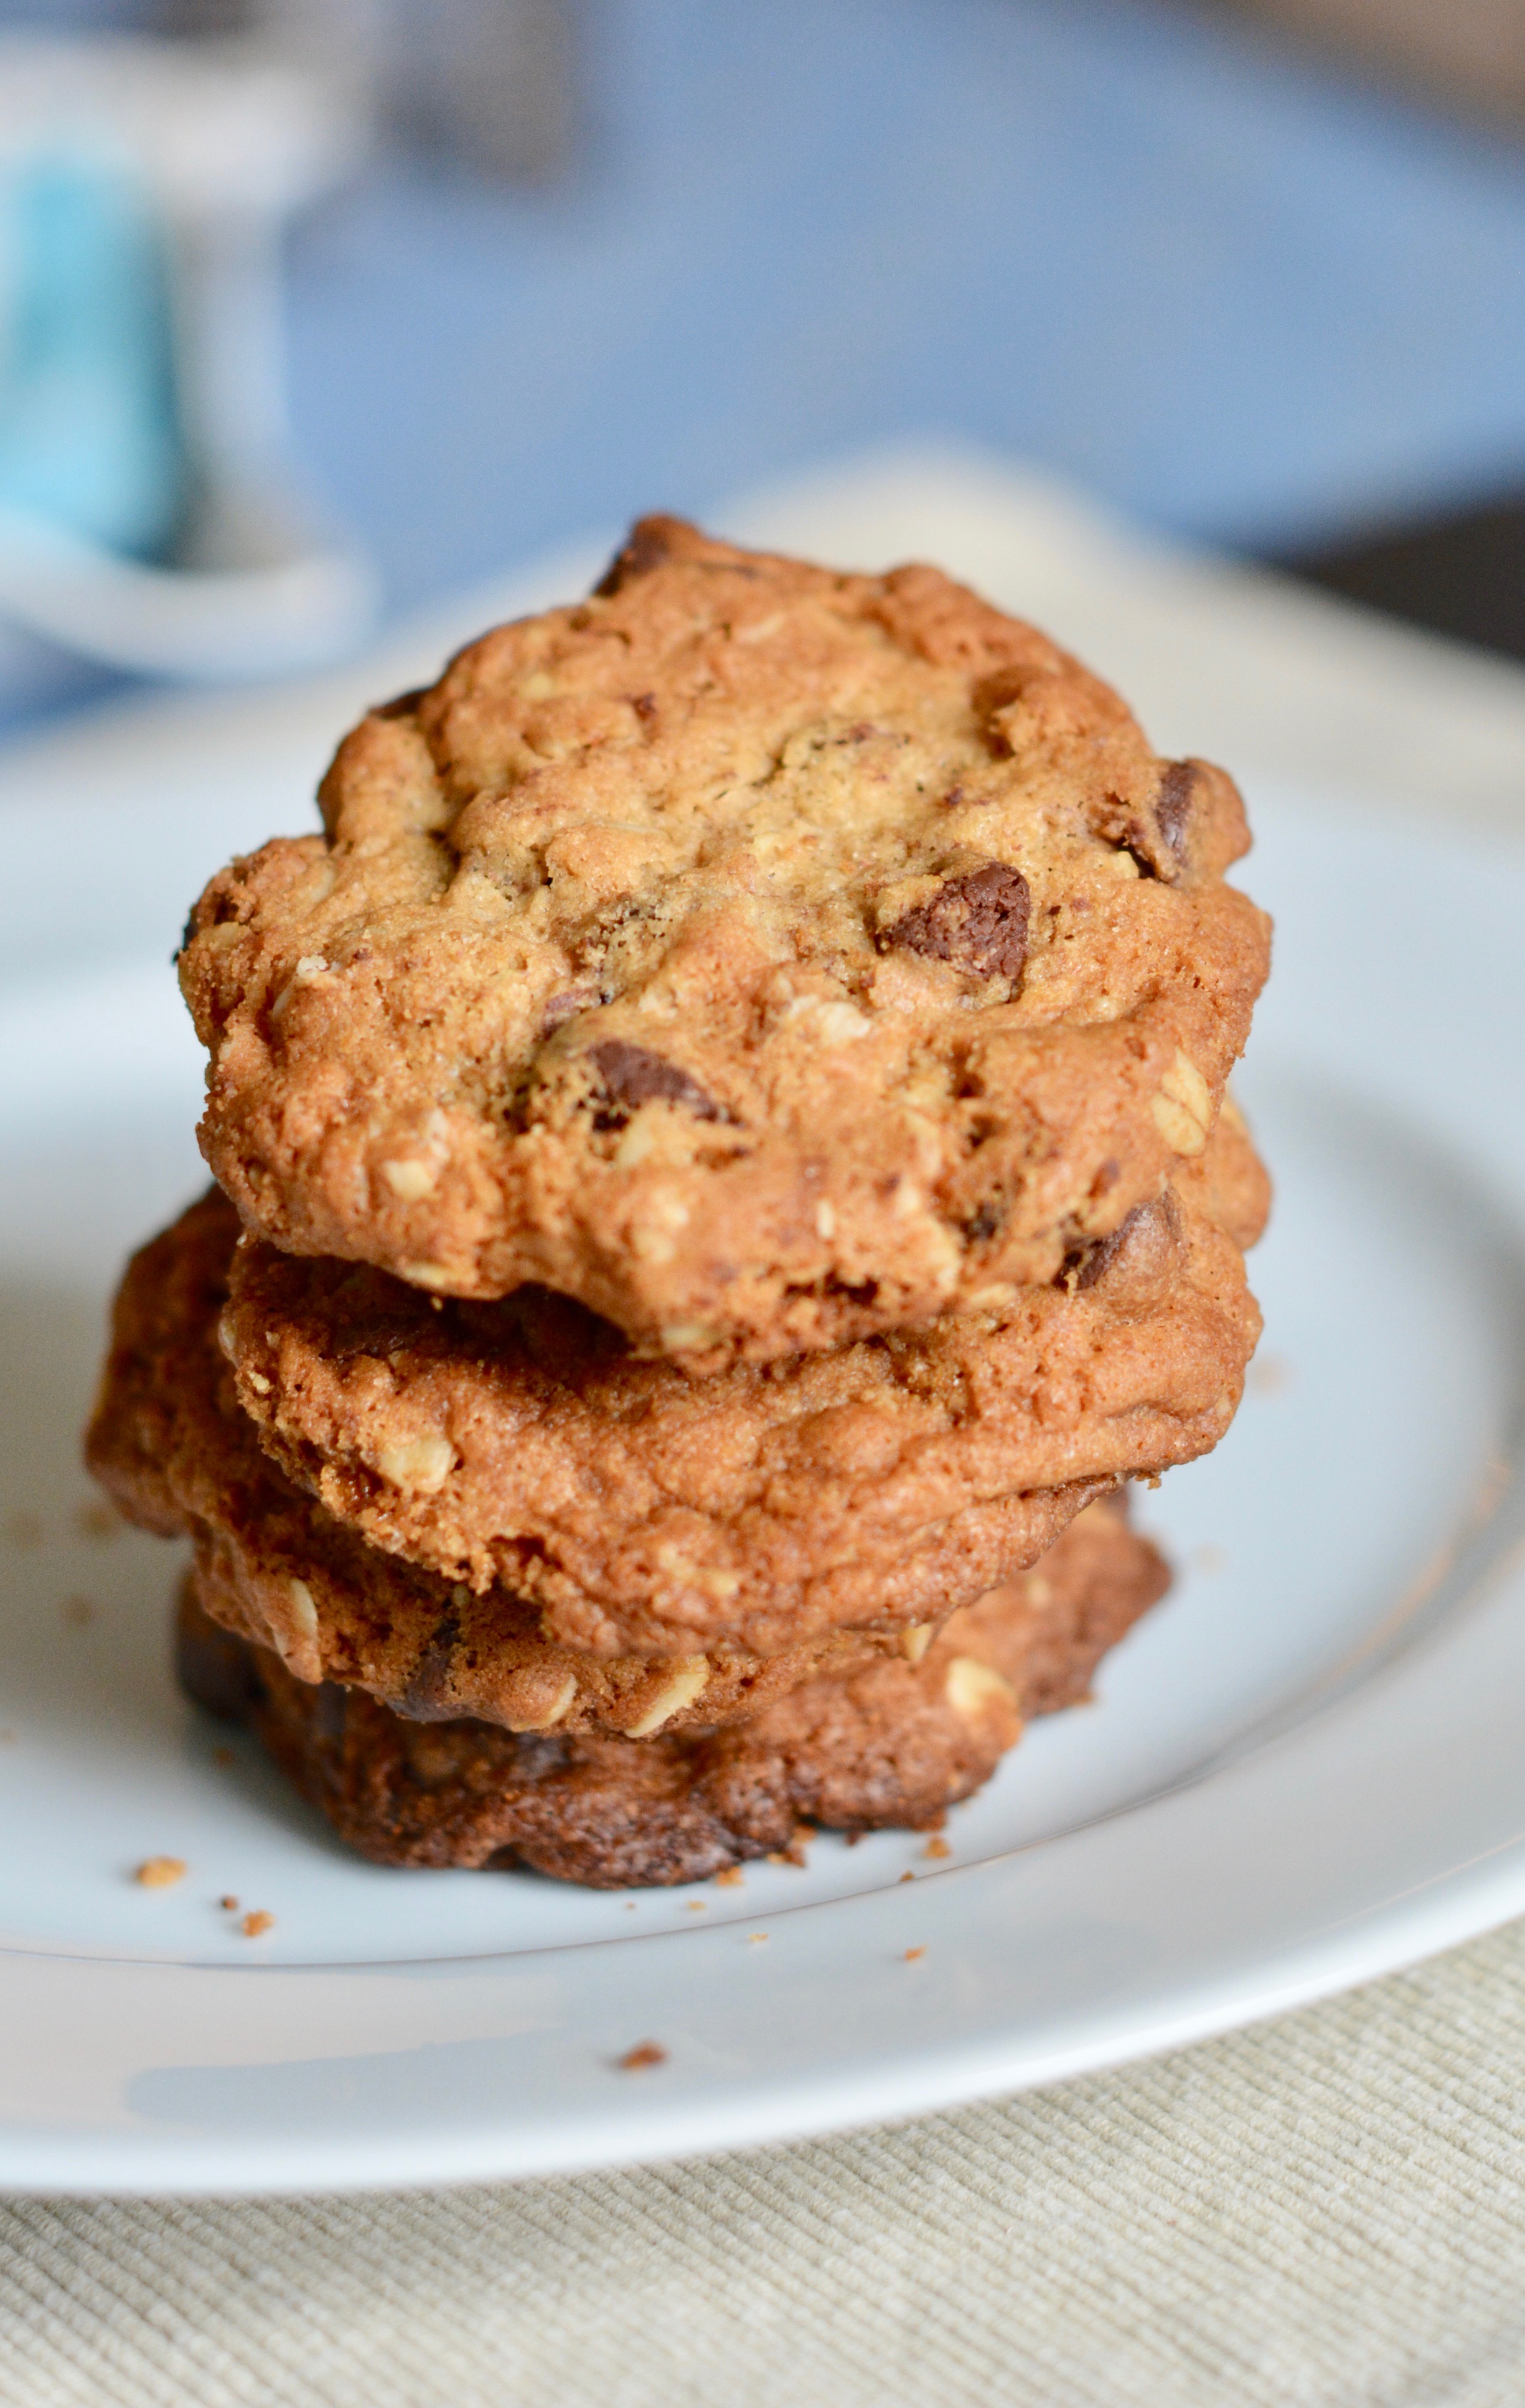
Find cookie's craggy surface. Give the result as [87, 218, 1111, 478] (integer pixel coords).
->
[179, 518, 1271, 1363]
[89, 1135, 1255, 1689]
[88, 1196, 962, 1739]
[223, 1114, 1265, 1617]
[176, 1494, 1170, 1885]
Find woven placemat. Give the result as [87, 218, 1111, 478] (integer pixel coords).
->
[5, 1919, 1525, 2406]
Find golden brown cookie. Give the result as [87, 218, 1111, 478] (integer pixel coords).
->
[88, 1159, 1255, 1677]
[220, 1127, 1261, 1621]
[87, 1194, 972, 1736]
[179, 517, 1271, 1366]
[175, 1491, 1171, 1885]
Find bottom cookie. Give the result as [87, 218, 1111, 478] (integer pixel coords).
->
[179, 1496, 1170, 1888]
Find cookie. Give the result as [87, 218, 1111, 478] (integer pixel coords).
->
[179, 516, 1272, 1366]
[176, 1491, 1171, 1885]
[89, 1143, 1257, 1675]
[222, 1120, 1262, 1622]
[85, 1191, 1112, 1725]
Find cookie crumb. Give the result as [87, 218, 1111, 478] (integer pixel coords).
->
[686, 1900, 706, 1912]
[617, 2041, 667, 2071]
[899, 1870, 915, 1883]
[767, 1824, 813, 1868]
[134, 1857, 185, 1888]
[218, 1895, 239, 1911]
[904, 1946, 927, 1963]
[922, 1836, 951, 1860]
[713, 1865, 744, 1887]
[746, 1932, 769, 1945]
[240, 1910, 274, 1937]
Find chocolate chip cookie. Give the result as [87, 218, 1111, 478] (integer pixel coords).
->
[179, 517, 1271, 1365]
[176, 1489, 1170, 1885]
[88, 1136, 1256, 1682]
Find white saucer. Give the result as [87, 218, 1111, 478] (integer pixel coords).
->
[2, 753, 1523, 2192]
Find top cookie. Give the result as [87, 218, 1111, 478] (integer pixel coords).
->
[180, 516, 1271, 1364]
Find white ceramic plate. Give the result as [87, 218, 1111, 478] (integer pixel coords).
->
[2, 760, 1524, 2195]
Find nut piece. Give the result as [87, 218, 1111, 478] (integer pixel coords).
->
[944, 1656, 1018, 1721]
[899, 1623, 934, 1664]
[1150, 1047, 1212, 1157]
[500, 1668, 578, 1733]
[375, 1434, 456, 1494]
[380, 1158, 438, 1201]
[272, 1576, 322, 1684]
[134, 1857, 186, 1888]
[621, 1657, 710, 1738]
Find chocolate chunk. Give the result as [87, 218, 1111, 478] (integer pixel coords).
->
[964, 1200, 1002, 1243]
[1066, 1193, 1183, 1293]
[593, 515, 689, 597]
[1089, 787, 1181, 882]
[401, 1610, 461, 1721]
[1156, 762, 1196, 860]
[586, 1039, 723, 1128]
[541, 986, 601, 1034]
[883, 864, 1030, 985]
[372, 686, 428, 722]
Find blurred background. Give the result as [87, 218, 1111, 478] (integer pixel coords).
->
[3, 0, 1525, 731]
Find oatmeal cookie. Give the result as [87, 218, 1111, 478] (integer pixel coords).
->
[88, 1198, 981, 1736]
[221, 1118, 1262, 1617]
[88, 1151, 1255, 1671]
[179, 517, 1271, 1365]
[176, 1491, 1170, 1885]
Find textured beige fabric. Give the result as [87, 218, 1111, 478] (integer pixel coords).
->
[7, 456, 1525, 2406]
[6, 1922, 1525, 2405]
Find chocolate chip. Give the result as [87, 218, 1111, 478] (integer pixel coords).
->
[401, 1610, 461, 1721]
[541, 986, 601, 1034]
[631, 692, 659, 723]
[586, 1039, 723, 1128]
[1064, 1193, 1183, 1292]
[175, 902, 198, 961]
[1156, 762, 1196, 860]
[593, 515, 688, 597]
[883, 864, 1030, 985]
[964, 1200, 1002, 1243]
[372, 686, 428, 721]
[1090, 787, 1180, 881]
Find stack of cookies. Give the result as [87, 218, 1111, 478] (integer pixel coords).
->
[87, 518, 1271, 1888]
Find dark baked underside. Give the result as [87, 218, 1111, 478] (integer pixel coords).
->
[177, 1496, 1169, 1888]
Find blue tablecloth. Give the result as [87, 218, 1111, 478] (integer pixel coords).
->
[285, 0, 1525, 616]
